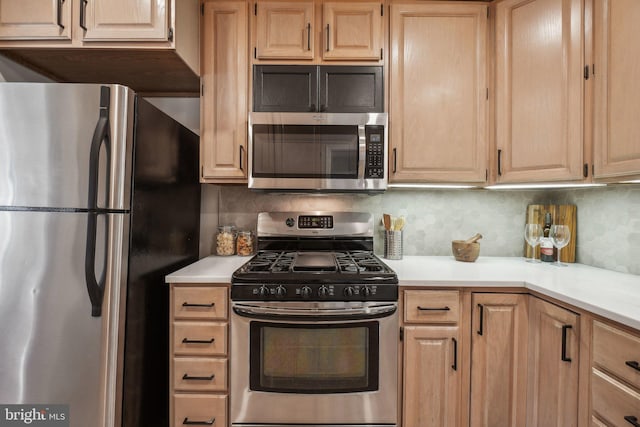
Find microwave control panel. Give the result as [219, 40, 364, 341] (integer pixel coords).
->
[365, 125, 385, 179]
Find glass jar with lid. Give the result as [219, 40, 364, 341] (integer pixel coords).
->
[236, 230, 255, 256]
[215, 225, 237, 256]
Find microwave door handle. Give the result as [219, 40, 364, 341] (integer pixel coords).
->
[358, 124, 366, 181]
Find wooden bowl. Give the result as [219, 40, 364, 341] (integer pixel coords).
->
[451, 240, 480, 262]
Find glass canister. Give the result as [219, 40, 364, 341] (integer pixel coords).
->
[236, 230, 255, 256]
[215, 225, 237, 256]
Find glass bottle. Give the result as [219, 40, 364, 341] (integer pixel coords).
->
[215, 225, 237, 256]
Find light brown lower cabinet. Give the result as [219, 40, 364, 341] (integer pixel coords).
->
[527, 296, 580, 427]
[470, 293, 529, 427]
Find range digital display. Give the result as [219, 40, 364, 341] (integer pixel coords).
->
[298, 215, 333, 229]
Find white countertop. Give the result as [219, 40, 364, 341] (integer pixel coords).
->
[166, 255, 640, 330]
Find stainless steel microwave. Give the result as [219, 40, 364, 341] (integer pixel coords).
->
[248, 112, 388, 192]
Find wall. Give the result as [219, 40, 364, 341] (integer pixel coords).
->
[202, 185, 640, 275]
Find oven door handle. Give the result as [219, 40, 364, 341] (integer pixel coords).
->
[232, 304, 397, 321]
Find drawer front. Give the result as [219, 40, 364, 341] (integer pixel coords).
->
[592, 369, 640, 427]
[174, 286, 228, 320]
[174, 394, 227, 427]
[174, 358, 227, 392]
[404, 290, 460, 324]
[593, 320, 640, 390]
[174, 322, 227, 356]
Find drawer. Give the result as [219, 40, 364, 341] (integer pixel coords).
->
[592, 369, 640, 427]
[173, 322, 227, 356]
[174, 358, 227, 392]
[593, 320, 640, 390]
[173, 286, 228, 320]
[174, 394, 227, 427]
[404, 290, 460, 324]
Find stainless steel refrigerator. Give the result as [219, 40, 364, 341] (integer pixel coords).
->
[0, 83, 201, 427]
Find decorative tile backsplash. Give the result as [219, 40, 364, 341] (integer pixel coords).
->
[200, 185, 640, 275]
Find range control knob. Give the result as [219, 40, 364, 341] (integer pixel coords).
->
[361, 286, 372, 297]
[285, 217, 295, 227]
[258, 285, 270, 298]
[318, 285, 329, 298]
[344, 286, 355, 297]
[275, 285, 287, 298]
[300, 286, 312, 299]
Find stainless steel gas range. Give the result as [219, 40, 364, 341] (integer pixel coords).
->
[230, 212, 398, 427]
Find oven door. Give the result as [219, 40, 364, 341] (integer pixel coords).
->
[230, 301, 398, 426]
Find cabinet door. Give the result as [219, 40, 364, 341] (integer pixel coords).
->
[495, 0, 584, 183]
[0, 0, 70, 40]
[527, 297, 580, 427]
[82, 0, 168, 41]
[389, 4, 488, 183]
[253, 65, 317, 112]
[322, 2, 383, 61]
[319, 65, 383, 112]
[593, 0, 640, 180]
[255, 0, 314, 60]
[470, 293, 528, 427]
[201, 0, 248, 181]
[403, 326, 460, 427]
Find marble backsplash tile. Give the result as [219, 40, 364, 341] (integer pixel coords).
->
[200, 185, 639, 275]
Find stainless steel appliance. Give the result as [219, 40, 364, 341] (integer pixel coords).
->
[231, 212, 398, 427]
[0, 83, 200, 427]
[248, 113, 388, 192]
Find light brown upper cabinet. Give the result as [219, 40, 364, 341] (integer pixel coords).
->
[0, 0, 199, 93]
[254, 0, 315, 60]
[389, 3, 488, 184]
[593, 0, 640, 181]
[200, 0, 248, 183]
[495, 0, 585, 183]
[252, 0, 384, 63]
[0, 0, 71, 40]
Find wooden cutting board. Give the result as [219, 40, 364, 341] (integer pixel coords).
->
[524, 204, 577, 263]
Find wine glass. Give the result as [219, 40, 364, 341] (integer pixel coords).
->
[524, 224, 543, 263]
[550, 225, 571, 267]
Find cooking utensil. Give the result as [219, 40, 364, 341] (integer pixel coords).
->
[383, 214, 391, 231]
[452, 233, 482, 262]
[464, 233, 482, 244]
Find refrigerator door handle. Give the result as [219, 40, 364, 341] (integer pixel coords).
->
[85, 212, 106, 316]
[87, 86, 111, 211]
[85, 86, 112, 317]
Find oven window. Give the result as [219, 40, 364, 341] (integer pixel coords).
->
[249, 321, 379, 393]
[252, 125, 359, 178]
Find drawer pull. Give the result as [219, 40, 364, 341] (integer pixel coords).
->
[183, 417, 215, 425]
[182, 373, 215, 381]
[624, 416, 640, 427]
[626, 361, 640, 372]
[561, 325, 572, 362]
[182, 302, 215, 308]
[417, 306, 450, 311]
[182, 338, 215, 344]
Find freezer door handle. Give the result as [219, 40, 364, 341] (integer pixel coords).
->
[84, 86, 111, 317]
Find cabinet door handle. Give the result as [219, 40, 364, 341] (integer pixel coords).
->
[182, 373, 215, 381]
[326, 24, 330, 51]
[57, 0, 65, 29]
[307, 23, 311, 51]
[477, 303, 484, 335]
[626, 361, 640, 372]
[624, 416, 640, 427]
[497, 149, 502, 176]
[393, 148, 397, 173]
[183, 417, 215, 425]
[182, 338, 215, 344]
[561, 324, 572, 362]
[417, 306, 450, 311]
[79, 0, 88, 30]
[451, 338, 458, 371]
[182, 302, 215, 308]
[239, 145, 244, 171]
